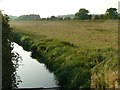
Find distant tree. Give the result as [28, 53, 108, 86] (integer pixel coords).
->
[94, 15, 99, 20]
[106, 8, 118, 19]
[75, 8, 90, 20]
[47, 17, 50, 20]
[118, 14, 120, 20]
[99, 14, 108, 20]
[50, 16, 56, 20]
[64, 17, 71, 20]
[87, 15, 92, 20]
[41, 18, 46, 20]
[99, 14, 104, 19]
[58, 17, 63, 20]
[16, 14, 40, 21]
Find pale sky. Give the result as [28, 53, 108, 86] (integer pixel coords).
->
[0, 0, 119, 18]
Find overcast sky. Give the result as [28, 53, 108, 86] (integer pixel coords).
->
[0, 0, 119, 18]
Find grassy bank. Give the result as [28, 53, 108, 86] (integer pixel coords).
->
[11, 20, 119, 89]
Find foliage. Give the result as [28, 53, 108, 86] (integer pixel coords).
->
[2, 13, 22, 89]
[74, 8, 118, 20]
[64, 17, 71, 20]
[75, 8, 90, 20]
[106, 8, 118, 19]
[50, 16, 57, 20]
[94, 15, 100, 20]
[91, 52, 119, 88]
[2, 13, 13, 89]
[99, 14, 107, 20]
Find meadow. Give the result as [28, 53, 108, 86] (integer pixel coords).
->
[10, 20, 119, 88]
[10, 20, 118, 49]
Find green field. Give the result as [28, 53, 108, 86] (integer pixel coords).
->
[10, 20, 118, 49]
[10, 20, 119, 88]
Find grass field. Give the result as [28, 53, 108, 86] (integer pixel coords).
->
[10, 20, 118, 49]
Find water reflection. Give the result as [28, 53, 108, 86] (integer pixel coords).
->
[12, 42, 58, 88]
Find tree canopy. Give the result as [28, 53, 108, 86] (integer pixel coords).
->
[106, 8, 118, 19]
[75, 8, 90, 20]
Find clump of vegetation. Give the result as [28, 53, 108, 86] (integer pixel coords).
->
[91, 48, 119, 88]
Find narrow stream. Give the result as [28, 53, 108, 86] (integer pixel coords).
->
[12, 42, 58, 88]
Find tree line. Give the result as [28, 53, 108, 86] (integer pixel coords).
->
[15, 7, 118, 21]
[74, 8, 118, 20]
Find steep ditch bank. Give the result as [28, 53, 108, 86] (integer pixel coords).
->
[12, 31, 119, 89]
